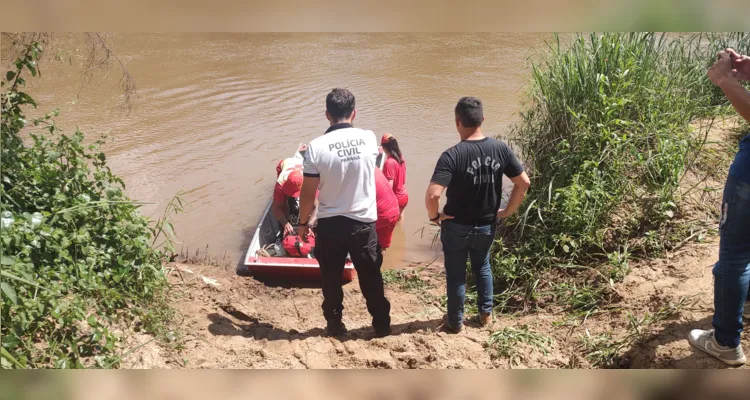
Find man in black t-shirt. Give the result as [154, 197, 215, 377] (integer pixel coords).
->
[425, 97, 530, 333]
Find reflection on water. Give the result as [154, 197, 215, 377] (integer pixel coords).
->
[22, 33, 549, 267]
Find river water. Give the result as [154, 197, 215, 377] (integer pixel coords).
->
[21, 33, 551, 268]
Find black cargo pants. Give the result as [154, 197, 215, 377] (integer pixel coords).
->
[315, 216, 391, 331]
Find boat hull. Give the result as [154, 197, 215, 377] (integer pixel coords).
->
[239, 143, 383, 282]
[240, 255, 356, 281]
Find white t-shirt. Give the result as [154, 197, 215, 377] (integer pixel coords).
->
[303, 124, 378, 223]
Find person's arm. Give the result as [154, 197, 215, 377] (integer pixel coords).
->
[272, 200, 289, 225]
[497, 172, 530, 219]
[272, 185, 294, 235]
[299, 145, 320, 238]
[425, 182, 452, 224]
[297, 176, 319, 238]
[710, 50, 750, 124]
[383, 159, 396, 188]
[717, 79, 750, 124]
[497, 144, 531, 219]
[425, 151, 454, 225]
[308, 198, 320, 228]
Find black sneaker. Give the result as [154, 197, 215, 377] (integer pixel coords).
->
[326, 321, 348, 336]
[374, 326, 391, 338]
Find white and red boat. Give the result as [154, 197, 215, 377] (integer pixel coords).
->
[239, 143, 384, 281]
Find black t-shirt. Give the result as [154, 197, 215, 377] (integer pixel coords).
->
[430, 137, 524, 225]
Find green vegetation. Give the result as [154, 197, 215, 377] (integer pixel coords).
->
[487, 325, 554, 363]
[1, 43, 178, 368]
[382, 267, 439, 308]
[382, 268, 433, 292]
[490, 33, 749, 314]
[579, 296, 698, 368]
[552, 281, 617, 317]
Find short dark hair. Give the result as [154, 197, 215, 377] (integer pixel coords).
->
[326, 88, 355, 120]
[455, 97, 484, 128]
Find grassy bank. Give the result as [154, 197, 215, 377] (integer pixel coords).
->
[488, 33, 748, 325]
[1, 43, 177, 368]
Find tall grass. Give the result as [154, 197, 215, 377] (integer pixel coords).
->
[490, 32, 750, 312]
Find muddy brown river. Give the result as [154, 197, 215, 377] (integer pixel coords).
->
[20, 33, 551, 268]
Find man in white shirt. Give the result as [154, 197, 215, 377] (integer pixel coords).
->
[298, 88, 391, 337]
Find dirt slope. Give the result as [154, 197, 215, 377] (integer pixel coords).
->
[127, 261, 493, 369]
[117, 234, 747, 369]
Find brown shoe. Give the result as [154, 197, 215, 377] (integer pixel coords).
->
[479, 312, 493, 327]
[442, 314, 463, 334]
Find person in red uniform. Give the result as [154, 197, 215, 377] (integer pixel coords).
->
[381, 133, 408, 221]
[375, 168, 400, 250]
[273, 157, 317, 254]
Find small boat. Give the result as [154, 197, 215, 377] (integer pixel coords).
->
[239, 143, 385, 281]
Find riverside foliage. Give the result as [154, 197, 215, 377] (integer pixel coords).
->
[490, 32, 750, 312]
[1, 43, 177, 368]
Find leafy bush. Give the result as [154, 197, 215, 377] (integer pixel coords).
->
[491, 32, 749, 312]
[1, 43, 174, 368]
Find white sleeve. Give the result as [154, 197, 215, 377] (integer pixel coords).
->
[303, 143, 320, 177]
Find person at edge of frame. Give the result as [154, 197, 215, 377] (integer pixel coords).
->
[688, 49, 750, 366]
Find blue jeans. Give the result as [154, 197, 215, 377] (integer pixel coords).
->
[440, 220, 495, 329]
[712, 174, 750, 348]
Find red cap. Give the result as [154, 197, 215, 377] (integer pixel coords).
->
[282, 170, 303, 198]
[381, 133, 394, 145]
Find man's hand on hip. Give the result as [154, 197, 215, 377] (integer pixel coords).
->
[430, 212, 453, 226]
[497, 208, 513, 219]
